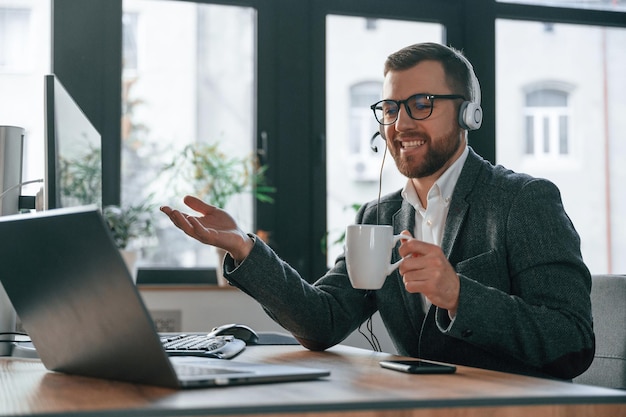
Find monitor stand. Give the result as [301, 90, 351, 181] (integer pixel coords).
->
[10, 342, 39, 359]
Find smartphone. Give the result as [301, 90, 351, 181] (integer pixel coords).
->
[379, 359, 457, 374]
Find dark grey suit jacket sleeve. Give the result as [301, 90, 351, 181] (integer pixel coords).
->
[225, 148, 594, 380]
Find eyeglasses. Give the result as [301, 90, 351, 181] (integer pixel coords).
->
[370, 93, 465, 125]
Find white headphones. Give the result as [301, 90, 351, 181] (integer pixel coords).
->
[457, 54, 483, 131]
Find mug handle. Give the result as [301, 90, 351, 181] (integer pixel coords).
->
[388, 233, 409, 272]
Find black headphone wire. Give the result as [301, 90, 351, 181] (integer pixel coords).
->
[375, 132, 387, 226]
[356, 131, 389, 352]
[357, 291, 382, 352]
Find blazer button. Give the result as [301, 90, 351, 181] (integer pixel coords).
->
[461, 329, 473, 338]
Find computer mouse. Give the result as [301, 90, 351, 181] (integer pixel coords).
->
[208, 323, 259, 345]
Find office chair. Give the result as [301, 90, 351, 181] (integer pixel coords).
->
[574, 274, 626, 390]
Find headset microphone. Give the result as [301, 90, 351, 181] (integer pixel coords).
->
[370, 126, 387, 153]
[370, 131, 381, 152]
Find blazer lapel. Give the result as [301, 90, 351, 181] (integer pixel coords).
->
[442, 200, 469, 258]
[441, 148, 483, 258]
[392, 200, 415, 239]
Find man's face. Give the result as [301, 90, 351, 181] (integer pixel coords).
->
[382, 60, 465, 180]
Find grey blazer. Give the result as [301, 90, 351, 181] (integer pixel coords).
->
[226, 147, 595, 380]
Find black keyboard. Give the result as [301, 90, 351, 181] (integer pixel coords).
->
[161, 334, 246, 359]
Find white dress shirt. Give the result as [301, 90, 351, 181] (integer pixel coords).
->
[400, 145, 469, 313]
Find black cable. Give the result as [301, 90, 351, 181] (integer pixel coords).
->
[376, 138, 387, 226]
[356, 291, 382, 352]
[357, 316, 380, 352]
[366, 314, 381, 351]
[357, 137, 388, 351]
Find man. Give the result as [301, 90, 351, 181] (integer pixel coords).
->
[161, 43, 594, 380]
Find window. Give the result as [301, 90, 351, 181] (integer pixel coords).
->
[498, 0, 626, 12]
[122, 12, 138, 73]
[325, 15, 443, 266]
[0, 7, 30, 71]
[524, 86, 572, 158]
[347, 81, 382, 182]
[121, 0, 256, 268]
[0, 0, 50, 200]
[43, 1, 626, 278]
[496, 19, 626, 273]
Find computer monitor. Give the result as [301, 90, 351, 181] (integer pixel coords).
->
[44, 74, 102, 210]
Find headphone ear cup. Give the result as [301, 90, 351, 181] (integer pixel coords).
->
[458, 101, 483, 131]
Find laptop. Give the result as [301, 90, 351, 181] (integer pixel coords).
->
[0, 206, 330, 388]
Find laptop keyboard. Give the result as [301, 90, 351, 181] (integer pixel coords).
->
[161, 334, 246, 359]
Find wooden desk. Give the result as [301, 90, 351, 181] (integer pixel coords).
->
[1, 345, 625, 417]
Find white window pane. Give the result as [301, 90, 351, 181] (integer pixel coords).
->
[0, 7, 30, 70]
[325, 15, 443, 267]
[122, 0, 256, 268]
[0, 0, 51, 200]
[498, 0, 626, 12]
[496, 19, 626, 273]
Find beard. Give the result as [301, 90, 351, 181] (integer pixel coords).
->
[389, 126, 463, 179]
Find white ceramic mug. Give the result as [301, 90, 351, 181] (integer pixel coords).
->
[345, 224, 405, 290]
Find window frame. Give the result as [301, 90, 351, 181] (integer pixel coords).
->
[50, 0, 626, 281]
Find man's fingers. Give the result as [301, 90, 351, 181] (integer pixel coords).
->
[184, 195, 214, 215]
[162, 208, 194, 233]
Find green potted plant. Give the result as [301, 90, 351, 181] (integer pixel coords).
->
[58, 143, 156, 280]
[58, 143, 102, 208]
[59, 145, 156, 248]
[162, 142, 275, 207]
[102, 199, 156, 250]
[102, 198, 156, 282]
[161, 142, 275, 284]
